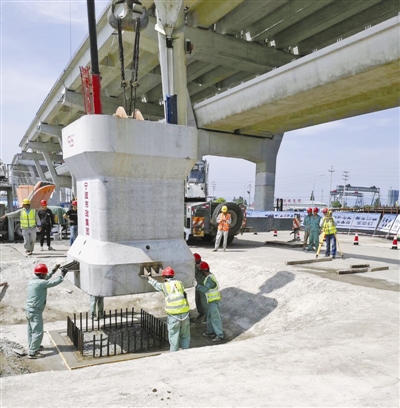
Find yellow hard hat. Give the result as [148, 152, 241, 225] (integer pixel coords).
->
[221, 205, 228, 212]
[22, 199, 31, 205]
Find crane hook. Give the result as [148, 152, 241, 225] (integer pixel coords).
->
[108, 0, 148, 32]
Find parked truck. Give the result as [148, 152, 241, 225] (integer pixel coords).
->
[184, 160, 244, 245]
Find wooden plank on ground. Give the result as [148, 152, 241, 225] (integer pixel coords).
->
[266, 241, 303, 248]
[369, 266, 389, 272]
[337, 268, 369, 274]
[286, 258, 332, 265]
[349, 264, 370, 268]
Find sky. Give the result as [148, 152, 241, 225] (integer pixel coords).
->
[1, 1, 399, 206]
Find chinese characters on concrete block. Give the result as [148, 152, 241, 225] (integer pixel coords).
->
[84, 182, 90, 236]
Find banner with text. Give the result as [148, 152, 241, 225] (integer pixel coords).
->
[376, 214, 397, 233]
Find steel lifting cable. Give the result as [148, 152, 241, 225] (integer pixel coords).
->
[117, 16, 128, 112]
[116, 16, 141, 116]
[129, 17, 141, 116]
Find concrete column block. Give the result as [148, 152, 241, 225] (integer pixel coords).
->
[62, 115, 197, 296]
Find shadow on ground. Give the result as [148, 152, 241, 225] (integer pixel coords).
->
[190, 271, 295, 346]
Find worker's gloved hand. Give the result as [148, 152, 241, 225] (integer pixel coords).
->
[192, 279, 197, 287]
[140, 275, 149, 280]
[60, 268, 68, 278]
[52, 264, 61, 273]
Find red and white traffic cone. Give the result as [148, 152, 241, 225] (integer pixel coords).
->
[273, 230, 278, 237]
[391, 236, 398, 250]
[353, 232, 359, 245]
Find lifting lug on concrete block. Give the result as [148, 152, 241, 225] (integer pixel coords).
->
[61, 260, 80, 273]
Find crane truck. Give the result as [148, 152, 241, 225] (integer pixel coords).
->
[184, 159, 244, 245]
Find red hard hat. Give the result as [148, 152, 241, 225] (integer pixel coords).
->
[322, 208, 328, 213]
[199, 261, 209, 271]
[313, 207, 319, 213]
[193, 253, 201, 262]
[40, 200, 47, 206]
[34, 264, 48, 274]
[162, 267, 175, 277]
[72, 200, 77, 206]
[307, 208, 312, 213]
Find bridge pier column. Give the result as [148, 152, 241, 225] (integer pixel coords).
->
[254, 135, 283, 211]
[198, 130, 283, 210]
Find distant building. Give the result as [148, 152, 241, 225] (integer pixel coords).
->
[387, 189, 399, 207]
[277, 198, 328, 211]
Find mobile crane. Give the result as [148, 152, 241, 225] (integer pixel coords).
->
[184, 159, 243, 245]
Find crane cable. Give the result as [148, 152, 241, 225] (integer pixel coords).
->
[129, 17, 141, 116]
[116, 16, 141, 117]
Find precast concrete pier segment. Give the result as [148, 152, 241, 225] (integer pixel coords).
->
[62, 115, 197, 296]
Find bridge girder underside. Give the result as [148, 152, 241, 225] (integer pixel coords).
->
[16, 0, 400, 166]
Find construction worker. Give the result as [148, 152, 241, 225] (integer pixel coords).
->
[25, 263, 67, 358]
[143, 267, 190, 352]
[38, 200, 54, 251]
[196, 261, 224, 342]
[212, 205, 231, 252]
[194, 253, 206, 322]
[90, 296, 104, 320]
[291, 213, 301, 241]
[303, 208, 313, 250]
[1, 198, 40, 254]
[320, 208, 337, 258]
[307, 207, 322, 251]
[63, 200, 78, 245]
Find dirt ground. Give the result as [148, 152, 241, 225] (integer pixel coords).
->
[0, 242, 168, 376]
[0, 233, 399, 407]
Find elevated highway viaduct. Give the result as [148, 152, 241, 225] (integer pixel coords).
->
[12, 1, 400, 210]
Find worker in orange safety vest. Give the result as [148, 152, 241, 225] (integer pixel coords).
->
[212, 205, 231, 252]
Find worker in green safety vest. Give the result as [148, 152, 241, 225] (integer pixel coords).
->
[320, 208, 337, 258]
[196, 261, 224, 342]
[143, 266, 190, 352]
[1, 198, 40, 255]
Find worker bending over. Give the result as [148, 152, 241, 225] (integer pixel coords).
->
[197, 262, 224, 342]
[213, 205, 231, 252]
[194, 253, 207, 322]
[291, 213, 301, 240]
[143, 267, 190, 352]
